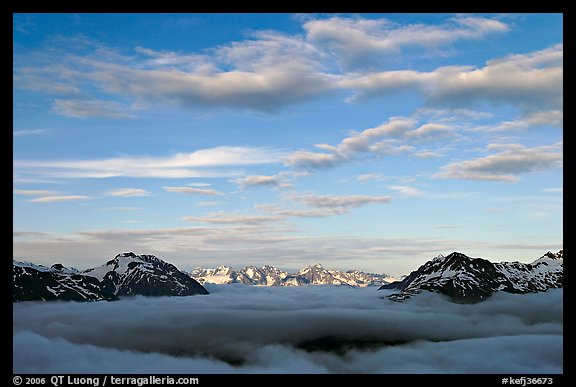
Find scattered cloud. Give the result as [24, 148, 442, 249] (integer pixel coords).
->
[13, 189, 60, 196]
[356, 174, 388, 182]
[413, 150, 444, 159]
[14, 189, 90, 203]
[29, 195, 91, 203]
[433, 142, 563, 182]
[13, 129, 49, 138]
[233, 174, 293, 189]
[163, 187, 225, 196]
[477, 110, 563, 132]
[105, 188, 151, 197]
[183, 212, 283, 224]
[233, 175, 281, 188]
[14, 16, 538, 114]
[388, 185, 425, 196]
[284, 117, 416, 170]
[290, 194, 391, 209]
[52, 99, 135, 119]
[542, 188, 562, 193]
[13, 231, 52, 239]
[14, 146, 283, 180]
[304, 16, 508, 70]
[107, 64, 330, 112]
[256, 204, 346, 218]
[283, 150, 342, 170]
[343, 44, 563, 116]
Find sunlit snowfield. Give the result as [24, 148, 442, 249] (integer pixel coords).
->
[13, 285, 562, 374]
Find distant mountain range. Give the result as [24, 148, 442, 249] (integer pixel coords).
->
[13, 252, 208, 302]
[191, 263, 398, 287]
[380, 250, 563, 303]
[13, 250, 562, 303]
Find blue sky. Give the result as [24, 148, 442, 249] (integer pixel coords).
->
[13, 13, 563, 275]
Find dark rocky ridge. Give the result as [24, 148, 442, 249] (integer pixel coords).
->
[380, 250, 563, 303]
[13, 252, 208, 302]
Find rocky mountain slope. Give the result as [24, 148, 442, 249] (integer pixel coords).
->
[380, 250, 563, 303]
[13, 261, 118, 302]
[14, 252, 208, 302]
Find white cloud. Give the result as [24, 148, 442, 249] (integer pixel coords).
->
[344, 44, 563, 116]
[13, 16, 524, 114]
[183, 212, 283, 224]
[105, 188, 151, 197]
[284, 116, 448, 170]
[233, 175, 280, 188]
[52, 99, 135, 119]
[283, 150, 342, 170]
[13, 129, 48, 138]
[233, 174, 293, 189]
[356, 174, 387, 182]
[29, 195, 91, 203]
[290, 194, 391, 209]
[304, 16, 508, 70]
[412, 150, 444, 159]
[13, 189, 60, 196]
[163, 186, 225, 196]
[477, 110, 563, 132]
[284, 117, 415, 170]
[433, 143, 563, 182]
[542, 188, 562, 193]
[256, 204, 346, 218]
[14, 146, 283, 180]
[91, 62, 333, 113]
[14, 189, 91, 203]
[388, 185, 425, 196]
[406, 123, 456, 141]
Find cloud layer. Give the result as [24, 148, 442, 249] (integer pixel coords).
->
[13, 286, 563, 373]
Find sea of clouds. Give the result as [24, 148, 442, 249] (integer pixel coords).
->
[13, 285, 563, 374]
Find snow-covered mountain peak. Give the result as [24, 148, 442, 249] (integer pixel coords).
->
[14, 253, 209, 302]
[83, 253, 208, 297]
[13, 260, 52, 272]
[50, 263, 80, 275]
[381, 250, 563, 303]
[192, 263, 394, 287]
[530, 250, 563, 268]
[444, 252, 470, 261]
[544, 250, 563, 259]
[432, 253, 445, 261]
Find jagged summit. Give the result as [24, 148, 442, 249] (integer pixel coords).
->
[543, 250, 563, 260]
[191, 263, 396, 287]
[445, 252, 469, 260]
